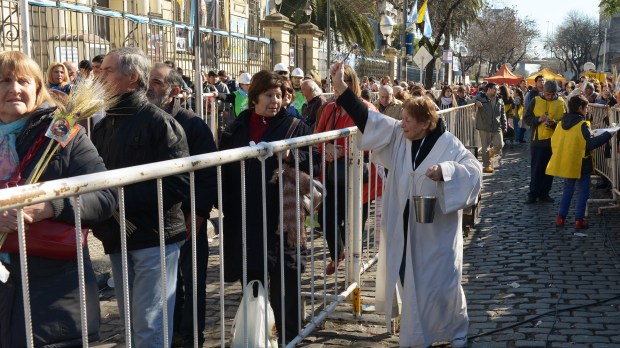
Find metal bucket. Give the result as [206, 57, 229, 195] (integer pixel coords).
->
[413, 195, 436, 223]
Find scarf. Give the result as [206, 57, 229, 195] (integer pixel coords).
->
[441, 96, 453, 106]
[0, 117, 30, 180]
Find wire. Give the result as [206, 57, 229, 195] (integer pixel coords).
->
[469, 294, 620, 340]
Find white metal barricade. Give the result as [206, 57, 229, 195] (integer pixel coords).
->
[588, 104, 620, 214]
[0, 102, 484, 348]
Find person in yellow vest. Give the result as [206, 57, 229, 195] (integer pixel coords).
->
[523, 81, 566, 204]
[291, 67, 306, 114]
[546, 95, 616, 229]
[216, 72, 251, 119]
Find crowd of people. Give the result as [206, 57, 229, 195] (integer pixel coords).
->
[0, 47, 618, 348]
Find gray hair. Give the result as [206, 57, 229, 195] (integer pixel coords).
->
[543, 80, 558, 93]
[380, 84, 393, 94]
[584, 82, 594, 91]
[107, 47, 151, 93]
[301, 79, 322, 98]
[153, 62, 184, 89]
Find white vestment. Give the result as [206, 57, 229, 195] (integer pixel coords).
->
[359, 111, 482, 348]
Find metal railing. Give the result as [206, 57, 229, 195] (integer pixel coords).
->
[0, 104, 480, 347]
[588, 104, 620, 214]
[439, 103, 481, 153]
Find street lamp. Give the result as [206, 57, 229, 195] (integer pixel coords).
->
[274, 0, 282, 12]
[379, 14, 395, 48]
[304, 3, 312, 22]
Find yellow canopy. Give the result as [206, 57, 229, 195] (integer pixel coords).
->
[525, 68, 566, 86]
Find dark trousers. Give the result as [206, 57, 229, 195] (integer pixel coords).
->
[529, 146, 554, 198]
[173, 223, 208, 346]
[321, 178, 369, 262]
[246, 267, 301, 344]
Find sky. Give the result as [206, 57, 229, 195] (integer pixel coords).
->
[495, 0, 600, 38]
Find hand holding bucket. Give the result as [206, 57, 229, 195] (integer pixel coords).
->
[413, 173, 438, 224]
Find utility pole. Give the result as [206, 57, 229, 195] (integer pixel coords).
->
[401, 0, 408, 81]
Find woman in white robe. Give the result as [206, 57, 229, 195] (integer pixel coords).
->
[330, 62, 482, 348]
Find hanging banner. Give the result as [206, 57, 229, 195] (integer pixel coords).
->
[405, 32, 414, 56]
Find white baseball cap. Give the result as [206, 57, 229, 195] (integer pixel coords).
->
[239, 73, 252, 85]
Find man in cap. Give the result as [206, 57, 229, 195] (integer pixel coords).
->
[523, 80, 566, 204]
[274, 63, 289, 77]
[217, 72, 251, 120]
[290, 67, 306, 113]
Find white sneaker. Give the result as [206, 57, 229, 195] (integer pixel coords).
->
[451, 336, 468, 348]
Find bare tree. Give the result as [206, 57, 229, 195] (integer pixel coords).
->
[461, 6, 539, 83]
[545, 11, 598, 81]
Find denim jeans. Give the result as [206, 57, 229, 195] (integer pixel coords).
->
[110, 242, 182, 348]
[559, 174, 591, 220]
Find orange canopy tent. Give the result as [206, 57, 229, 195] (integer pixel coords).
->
[483, 64, 522, 86]
[525, 68, 566, 86]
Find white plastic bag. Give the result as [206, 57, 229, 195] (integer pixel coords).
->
[231, 280, 278, 348]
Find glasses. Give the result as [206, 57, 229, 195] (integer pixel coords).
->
[277, 71, 289, 76]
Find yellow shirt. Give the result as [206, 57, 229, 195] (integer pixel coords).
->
[532, 96, 566, 141]
[546, 120, 588, 179]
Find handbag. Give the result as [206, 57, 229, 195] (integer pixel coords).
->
[231, 280, 278, 348]
[0, 127, 88, 260]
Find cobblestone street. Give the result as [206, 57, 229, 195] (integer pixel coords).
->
[91, 143, 620, 347]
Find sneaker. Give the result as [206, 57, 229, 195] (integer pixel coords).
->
[575, 219, 589, 230]
[451, 335, 468, 348]
[482, 166, 494, 173]
[539, 195, 554, 203]
[555, 215, 566, 227]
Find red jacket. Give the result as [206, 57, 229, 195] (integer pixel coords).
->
[315, 100, 383, 203]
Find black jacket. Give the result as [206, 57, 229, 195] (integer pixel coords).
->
[1, 104, 116, 347]
[560, 112, 612, 175]
[168, 99, 218, 219]
[90, 91, 190, 254]
[219, 108, 318, 282]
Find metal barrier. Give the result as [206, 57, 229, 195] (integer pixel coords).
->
[0, 102, 481, 347]
[588, 104, 620, 214]
[439, 104, 481, 153]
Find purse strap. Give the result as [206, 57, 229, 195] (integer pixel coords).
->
[285, 117, 301, 139]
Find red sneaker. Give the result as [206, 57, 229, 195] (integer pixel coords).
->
[555, 215, 566, 227]
[575, 219, 589, 230]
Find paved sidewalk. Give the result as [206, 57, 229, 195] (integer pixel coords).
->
[92, 143, 620, 347]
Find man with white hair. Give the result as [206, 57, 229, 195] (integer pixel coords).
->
[92, 47, 190, 348]
[300, 79, 326, 129]
[62, 61, 77, 82]
[374, 84, 403, 120]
